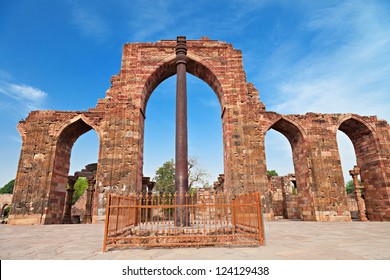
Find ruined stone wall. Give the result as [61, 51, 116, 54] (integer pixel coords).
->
[9, 111, 105, 224]
[261, 113, 390, 221]
[71, 192, 87, 223]
[267, 176, 284, 218]
[267, 175, 300, 220]
[9, 38, 390, 225]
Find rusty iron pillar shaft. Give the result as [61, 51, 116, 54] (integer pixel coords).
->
[175, 36, 189, 226]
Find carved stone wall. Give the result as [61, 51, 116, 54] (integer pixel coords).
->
[9, 38, 390, 225]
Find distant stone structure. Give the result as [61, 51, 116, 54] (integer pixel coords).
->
[266, 174, 300, 220]
[0, 194, 12, 220]
[9, 37, 390, 225]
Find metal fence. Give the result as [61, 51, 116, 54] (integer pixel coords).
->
[103, 191, 264, 251]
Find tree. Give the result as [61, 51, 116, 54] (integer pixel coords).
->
[0, 179, 15, 194]
[71, 177, 88, 205]
[345, 179, 361, 194]
[188, 157, 209, 189]
[267, 170, 279, 176]
[153, 159, 175, 194]
[153, 157, 209, 194]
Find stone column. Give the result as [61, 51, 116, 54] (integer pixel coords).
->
[175, 36, 189, 226]
[349, 166, 368, 221]
[84, 176, 96, 224]
[62, 176, 77, 224]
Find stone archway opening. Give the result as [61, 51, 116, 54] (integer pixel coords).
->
[143, 71, 224, 191]
[1, 204, 9, 218]
[336, 130, 363, 220]
[264, 117, 315, 221]
[265, 129, 295, 219]
[45, 118, 100, 224]
[140, 52, 225, 195]
[66, 130, 99, 224]
[338, 117, 387, 221]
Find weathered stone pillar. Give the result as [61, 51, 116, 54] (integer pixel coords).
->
[175, 36, 189, 226]
[62, 176, 77, 224]
[84, 176, 96, 224]
[349, 166, 368, 221]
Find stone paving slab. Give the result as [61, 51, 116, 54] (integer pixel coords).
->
[0, 221, 389, 260]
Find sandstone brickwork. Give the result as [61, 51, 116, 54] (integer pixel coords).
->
[267, 174, 300, 220]
[9, 38, 390, 225]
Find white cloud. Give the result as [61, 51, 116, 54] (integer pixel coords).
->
[7, 84, 47, 101]
[258, 1, 390, 122]
[0, 81, 47, 112]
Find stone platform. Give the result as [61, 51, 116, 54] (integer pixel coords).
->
[0, 220, 389, 260]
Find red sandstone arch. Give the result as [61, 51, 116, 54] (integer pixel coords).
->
[137, 55, 226, 189]
[45, 117, 100, 224]
[337, 115, 389, 220]
[264, 116, 315, 220]
[55, 115, 103, 141]
[141, 55, 225, 113]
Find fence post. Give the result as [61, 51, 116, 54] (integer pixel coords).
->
[115, 196, 121, 233]
[134, 194, 139, 226]
[256, 192, 265, 245]
[103, 194, 112, 252]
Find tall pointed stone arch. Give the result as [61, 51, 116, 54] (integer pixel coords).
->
[337, 115, 390, 220]
[92, 38, 267, 218]
[263, 114, 316, 220]
[44, 116, 100, 224]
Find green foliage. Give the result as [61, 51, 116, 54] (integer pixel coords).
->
[291, 184, 297, 195]
[345, 179, 361, 194]
[71, 177, 88, 205]
[153, 159, 175, 195]
[4, 205, 11, 218]
[267, 170, 279, 176]
[153, 157, 210, 195]
[0, 179, 15, 194]
[189, 187, 197, 198]
[345, 180, 354, 194]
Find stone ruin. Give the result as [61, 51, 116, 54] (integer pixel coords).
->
[0, 194, 12, 222]
[8, 37, 390, 225]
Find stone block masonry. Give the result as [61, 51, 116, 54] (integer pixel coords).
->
[8, 37, 390, 225]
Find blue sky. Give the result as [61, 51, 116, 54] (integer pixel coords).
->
[1, 0, 389, 188]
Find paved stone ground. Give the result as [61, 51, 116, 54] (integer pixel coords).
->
[0, 221, 389, 260]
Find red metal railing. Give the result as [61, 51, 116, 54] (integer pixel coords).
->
[103, 191, 264, 251]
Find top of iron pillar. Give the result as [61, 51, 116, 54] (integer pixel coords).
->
[176, 36, 187, 65]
